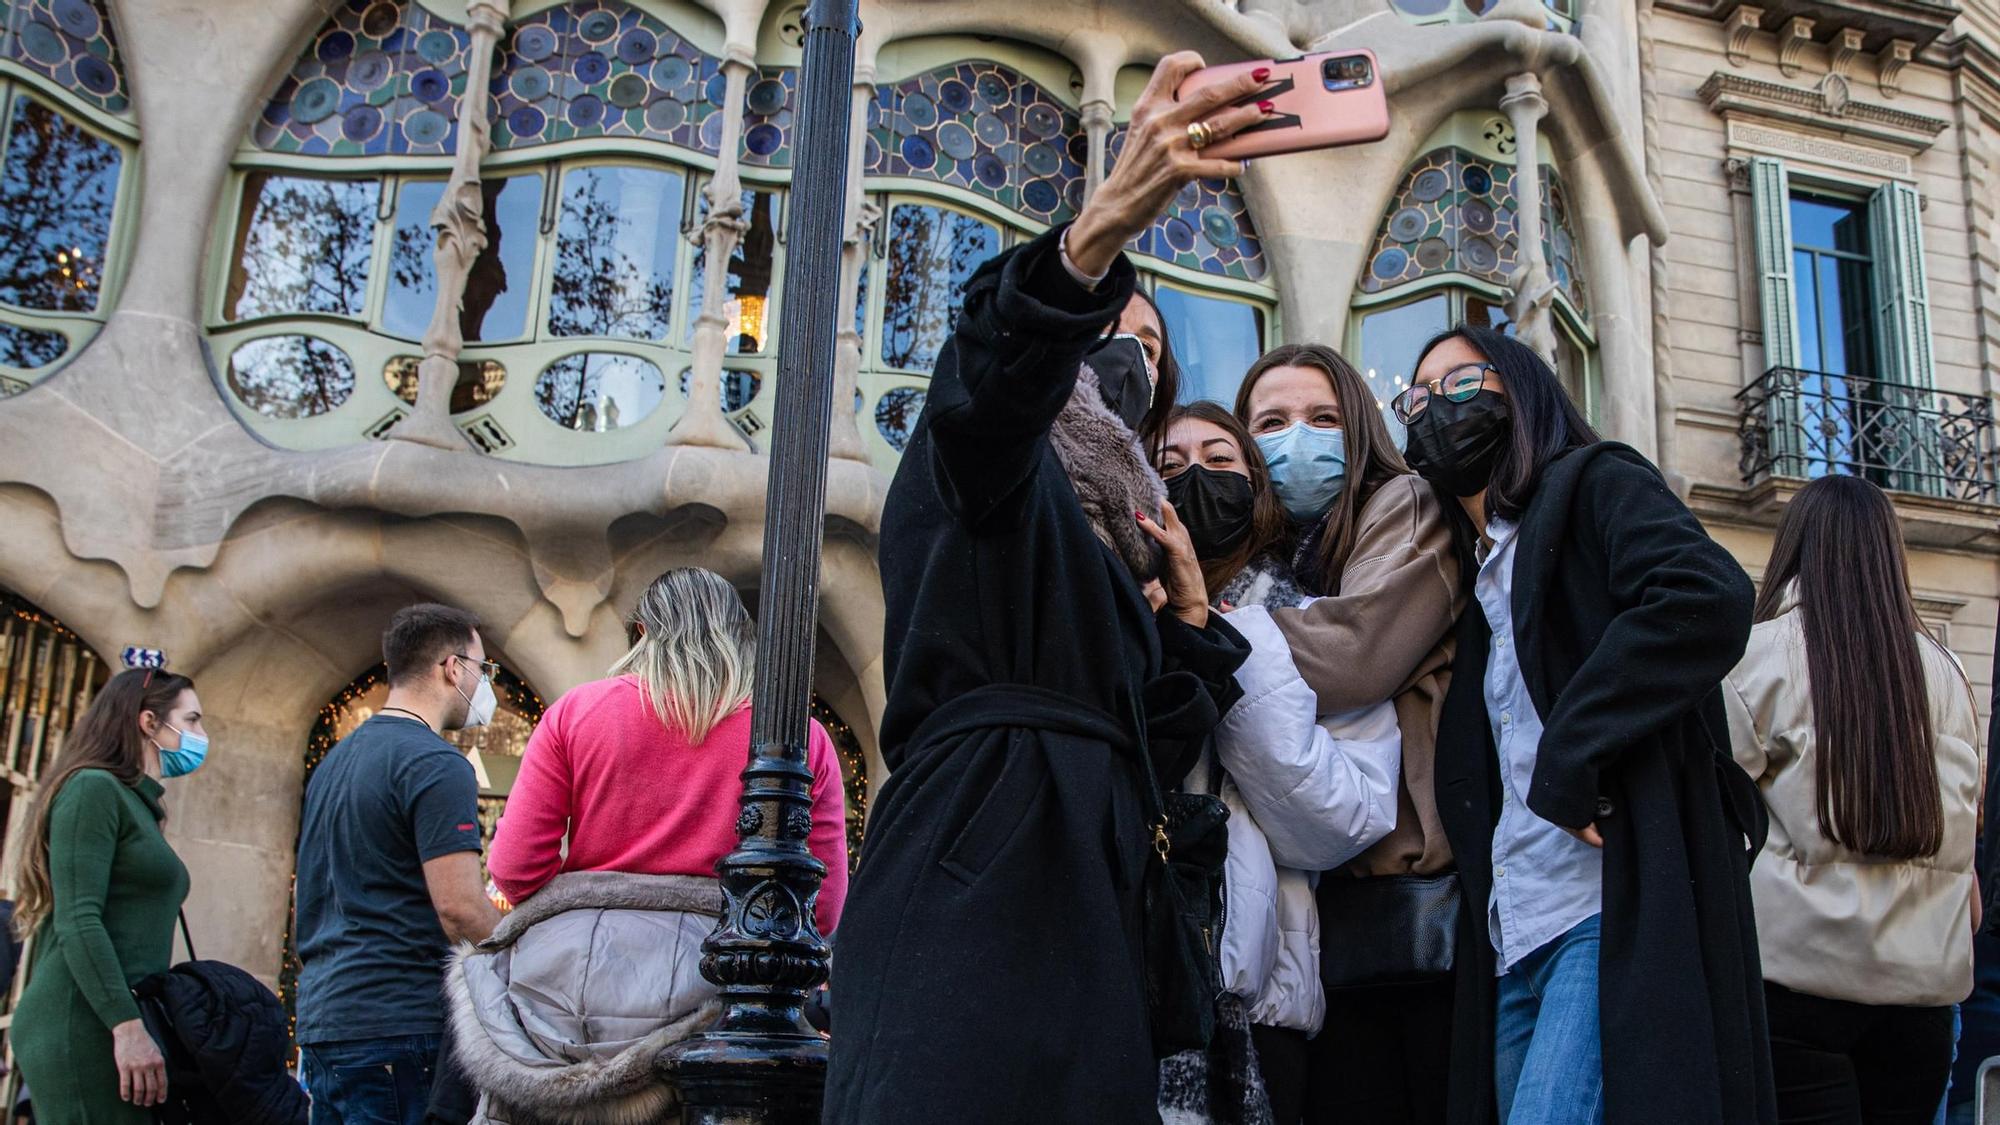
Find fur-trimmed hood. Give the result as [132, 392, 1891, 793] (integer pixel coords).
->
[448, 872, 724, 1125]
[1050, 363, 1167, 582]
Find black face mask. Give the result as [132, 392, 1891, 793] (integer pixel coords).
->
[1086, 333, 1154, 434]
[1166, 465, 1256, 560]
[1404, 390, 1513, 498]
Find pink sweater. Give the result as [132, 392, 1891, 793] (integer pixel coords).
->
[487, 675, 849, 934]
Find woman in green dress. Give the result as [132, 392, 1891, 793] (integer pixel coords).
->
[12, 666, 206, 1122]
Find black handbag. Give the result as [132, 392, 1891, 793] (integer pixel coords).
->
[1315, 872, 1460, 990]
[1131, 697, 1231, 1057]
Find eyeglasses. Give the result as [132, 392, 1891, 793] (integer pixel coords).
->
[445, 654, 499, 680]
[1390, 363, 1497, 424]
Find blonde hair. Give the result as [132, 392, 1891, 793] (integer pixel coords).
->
[611, 568, 756, 744]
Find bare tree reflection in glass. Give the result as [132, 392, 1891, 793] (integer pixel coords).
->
[0, 95, 122, 313]
[227, 335, 357, 418]
[225, 174, 381, 321]
[535, 352, 666, 432]
[548, 166, 683, 341]
[880, 203, 999, 373]
[0, 323, 67, 371]
[386, 174, 542, 343]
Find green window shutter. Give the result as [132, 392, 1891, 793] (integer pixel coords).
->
[1749, 156, 1800, 370]
[1867, 181, 1935, 388]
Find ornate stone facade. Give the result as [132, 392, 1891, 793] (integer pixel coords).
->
[0, 0, 1995, 1002]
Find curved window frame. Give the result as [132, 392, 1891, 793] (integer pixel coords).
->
[0, 66, 139, 396]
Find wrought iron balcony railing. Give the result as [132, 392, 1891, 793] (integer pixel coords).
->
[1737, 367, 2000, 504]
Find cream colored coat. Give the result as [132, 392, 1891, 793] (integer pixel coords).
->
[1723, 601, 1982, 1007]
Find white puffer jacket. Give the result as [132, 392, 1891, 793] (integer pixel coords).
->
[1201, 605, 1402, 1034]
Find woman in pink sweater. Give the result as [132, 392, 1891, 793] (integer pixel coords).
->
[487, 567, 849, 934]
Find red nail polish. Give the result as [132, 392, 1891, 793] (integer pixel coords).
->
[1259, 100, 1276, 113]
[1252, 67, 1271, 81]
[1134, 511, 1146, 521]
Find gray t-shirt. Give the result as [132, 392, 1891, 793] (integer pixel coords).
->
[293, 714, 481, 1044]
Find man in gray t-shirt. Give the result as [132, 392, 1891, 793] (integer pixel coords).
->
[294, 604, 502, 1125]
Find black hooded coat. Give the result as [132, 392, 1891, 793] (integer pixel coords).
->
[1435, 442, 1777, 1125]
[822, 227, 1248, 1124]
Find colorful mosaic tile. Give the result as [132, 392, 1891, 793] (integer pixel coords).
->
[254, 0, 470, 157]
[1362, 146, 1588, 315]
[864, 60, 1086, 226]
[0, 0, 129, 115]
[487, 1, 724, 153]
[1106, 125, 1267, 283]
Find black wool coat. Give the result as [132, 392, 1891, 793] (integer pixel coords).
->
[822, 227, 1249, 1125]
[1434, 442, 1777, 1125]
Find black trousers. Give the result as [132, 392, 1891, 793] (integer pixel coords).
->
[1253, 977, 1453, 1125]
[1765, 981, 1955, 1125]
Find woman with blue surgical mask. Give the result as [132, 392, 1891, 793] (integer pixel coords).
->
[12, 667, 210, 1122]
[1231, 344, 1465, 1125]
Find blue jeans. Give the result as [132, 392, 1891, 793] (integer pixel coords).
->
[302, 1034, 441, 1125]
[1495, 914, 1603, 1125]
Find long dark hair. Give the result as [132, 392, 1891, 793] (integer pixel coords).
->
[1234, 343, 1408, 593]
[14, 667, 194, 937]
[1756, 475, 1944, 859]
[1131, 289, 1182, 459]
[1414, 325, 1599, 522]
[1157, 401, 1290, 599]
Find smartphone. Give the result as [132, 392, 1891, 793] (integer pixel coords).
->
[1173, 50, 1389, 161]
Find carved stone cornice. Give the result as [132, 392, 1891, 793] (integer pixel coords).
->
[1659, 0, 1959, 53]
[1778, 16, 1816, 77]
[1699, 70, 1949, 155]
[1726, 5, 1764, 66]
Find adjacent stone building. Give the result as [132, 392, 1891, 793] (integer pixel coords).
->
[0, 0, 1995, 1029]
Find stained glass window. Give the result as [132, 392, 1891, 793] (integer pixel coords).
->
[225, 173, 380, 322]
[1106, 128, 1268, 283]
[534, 351, 666, 431]
[865, 60, 1086, 225]
[879, 202, 999, 374]
[0, 0, 129, 115]
[0, 92, 120, 313]
[383, 172, 544, 343]
[547, 164, 684, 341]
[227, 335, 356, 419]
[252, 0, 471, 157]
[686, 187, 779, 355]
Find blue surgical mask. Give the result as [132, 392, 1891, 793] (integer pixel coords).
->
[156, 725, 209, 779]
[1254, 423, 1348, 522]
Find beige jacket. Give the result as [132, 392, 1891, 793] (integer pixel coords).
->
[1723, 601, 1982, 1007]
[1273, 474, 1463, 876]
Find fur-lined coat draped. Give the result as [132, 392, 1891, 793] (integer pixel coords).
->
[447, 872, 723, 1125]
[823, 226, 1250, 1124]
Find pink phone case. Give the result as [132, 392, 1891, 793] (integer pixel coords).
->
[1173, 51, 1390, 161]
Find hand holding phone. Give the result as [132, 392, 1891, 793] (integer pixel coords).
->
[1174, 51, 1390, 161]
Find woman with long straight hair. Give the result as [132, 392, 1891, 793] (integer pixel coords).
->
[1231, 343, 1464, 1125]
[13, 667, 207, 1123]
[455, 568, 849, 1123]
[1404, 324, 1772, 1125]
[1725, 475, 1979, 1124]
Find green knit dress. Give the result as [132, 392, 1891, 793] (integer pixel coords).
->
[14, 769, 189, 1125]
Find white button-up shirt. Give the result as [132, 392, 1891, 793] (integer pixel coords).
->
[1477, 517, 1602, 973]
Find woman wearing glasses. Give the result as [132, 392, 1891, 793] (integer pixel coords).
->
[1231, 344, 1464, 1125]
[1403, 325, 1772, 1125]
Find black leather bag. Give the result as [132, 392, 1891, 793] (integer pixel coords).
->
[1131, 701, 1230, 1057]
[1315, 872, 1460, 990]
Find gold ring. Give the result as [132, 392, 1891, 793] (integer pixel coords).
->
[1186, 120, 1214, 150]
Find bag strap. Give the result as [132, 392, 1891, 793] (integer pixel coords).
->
[1122, 690, 1172, 863]
[177, 909, 196, 963]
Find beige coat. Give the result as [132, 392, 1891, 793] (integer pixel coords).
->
[1273, 474, 1463, 876]
[1723, 601, 1982, 1007]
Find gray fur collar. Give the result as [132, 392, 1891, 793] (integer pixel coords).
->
[481, 871, 723, 951]
[446, 945, 719, 1125]
[1051, 363, 1166, 583]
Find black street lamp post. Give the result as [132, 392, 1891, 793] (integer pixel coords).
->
[657, 1, 859, 1122]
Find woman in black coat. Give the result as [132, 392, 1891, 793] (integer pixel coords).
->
[822, 55, 1276, 1125]
[1393, 325, 1774, 1125]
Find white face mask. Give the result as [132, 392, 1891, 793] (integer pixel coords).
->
[454, 665, 497, 730]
